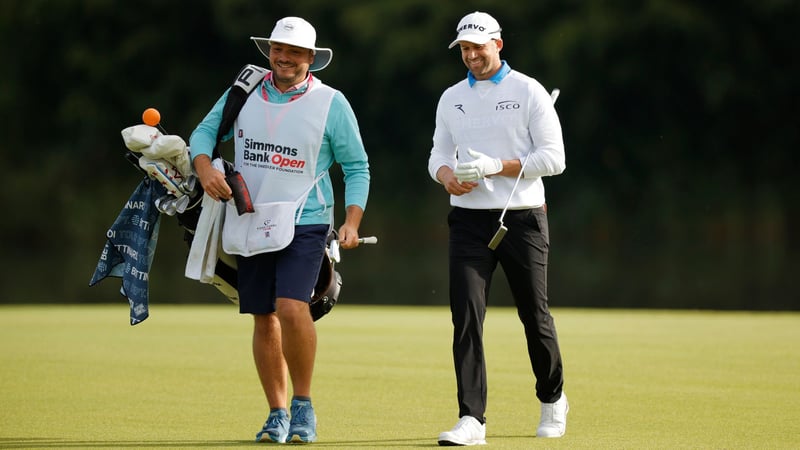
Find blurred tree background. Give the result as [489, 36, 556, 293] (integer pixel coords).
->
[1, 0, 797, 311]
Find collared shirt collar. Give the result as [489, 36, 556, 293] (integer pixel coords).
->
[467, 60, 510, 87]
[261, 72, 313, 103]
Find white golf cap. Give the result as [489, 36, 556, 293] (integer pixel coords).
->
[250, 17, 333, 72]
[448, 11, 502, 49]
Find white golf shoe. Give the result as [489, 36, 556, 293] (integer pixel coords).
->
[536, 392, 569, 438]
[438, 416, 486, 446]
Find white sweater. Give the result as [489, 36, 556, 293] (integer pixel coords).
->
[428, 69, 565, 210]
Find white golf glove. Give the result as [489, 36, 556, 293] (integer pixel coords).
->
[454, 148, 503, 182]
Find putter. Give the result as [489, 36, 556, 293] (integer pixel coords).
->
[488, 89, 560, 250]
[487, 225, 508, 250]
[487, 161, 523, 250]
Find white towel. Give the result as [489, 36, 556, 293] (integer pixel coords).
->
[185, 159, 226, 283]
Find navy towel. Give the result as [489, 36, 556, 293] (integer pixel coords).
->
[90, 179, 166, 325]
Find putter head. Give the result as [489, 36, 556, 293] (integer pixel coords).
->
[487, 224, 508, 250]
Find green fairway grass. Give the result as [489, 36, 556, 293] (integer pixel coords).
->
[1, 305, 798, 449]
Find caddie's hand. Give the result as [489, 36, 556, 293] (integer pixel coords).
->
[338, 205, 364, 250]
[194, 155, 232, 202]
[454, 148, 503, 182]
[337, 223, 359, 250]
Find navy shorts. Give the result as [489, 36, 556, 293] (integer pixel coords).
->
[236, 224, 330, 315]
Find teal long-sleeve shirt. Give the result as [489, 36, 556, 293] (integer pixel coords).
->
[189, 77, 370, 225]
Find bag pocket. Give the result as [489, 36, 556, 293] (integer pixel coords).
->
[222, 200, 297, 256]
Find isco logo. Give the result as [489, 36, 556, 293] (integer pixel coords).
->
[496, 100, 520, 111]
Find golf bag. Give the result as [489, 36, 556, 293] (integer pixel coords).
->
[122, 146, 342, 321]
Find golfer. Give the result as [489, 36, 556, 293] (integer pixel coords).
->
[189, 16, 370, 443]
[428, 11, 568, 445]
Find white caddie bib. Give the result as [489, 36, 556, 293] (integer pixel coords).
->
[222, 80, 335, 256]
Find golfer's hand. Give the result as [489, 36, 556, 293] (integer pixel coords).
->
[194, 155, 231, 201]
[454, 148, 502, 182]
[437, 166, 478, 196]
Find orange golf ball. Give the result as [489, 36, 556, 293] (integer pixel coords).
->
[142, 108, 161, 126]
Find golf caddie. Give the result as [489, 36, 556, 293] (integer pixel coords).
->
[428, 11, 569, 445]
[189, 16, 370, 443]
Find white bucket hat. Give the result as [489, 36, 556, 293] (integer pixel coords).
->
[448, 11, 502, 49]
[250, 17, 333, 72]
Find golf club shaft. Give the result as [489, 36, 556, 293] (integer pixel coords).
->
[489, 88, 560, 250]
[497, 88, 560, 223]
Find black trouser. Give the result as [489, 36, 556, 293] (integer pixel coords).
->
[447, 206, 564, 421]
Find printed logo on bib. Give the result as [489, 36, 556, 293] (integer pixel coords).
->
[241, 135, 308, 174]
[256, 219, 277, 238]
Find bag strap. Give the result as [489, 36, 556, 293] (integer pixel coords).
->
[211, 64, 268, 162]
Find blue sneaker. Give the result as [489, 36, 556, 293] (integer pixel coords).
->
[256, 409, 289, 443]
[287, 398, 317, 443]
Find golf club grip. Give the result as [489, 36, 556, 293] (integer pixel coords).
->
[225, 171, 255, 215]
[358, 236, 378, 244]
